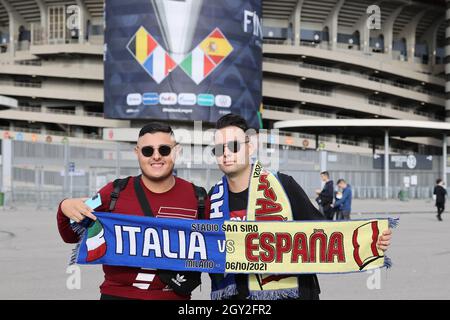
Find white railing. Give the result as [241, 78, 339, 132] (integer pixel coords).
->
[263, 104, 334, 118]
[0, 125, 101, 140]
[264, 57, 444, 98]
[367, 99, 442, 120]
[299, 86, 332, 96]
[30, 23, 104, 46]
[85, 111, 104, 118]
[264, 38, 437, 67]
[15, 106, 105, 118]
[0, 79, 42, 88]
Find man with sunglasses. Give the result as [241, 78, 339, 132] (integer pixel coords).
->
[56, 122, 210, 300]
[208, 114, 392, 300]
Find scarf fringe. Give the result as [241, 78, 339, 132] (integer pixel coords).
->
[249, 288, 299, 300]
[69, 223, 86, 265]
[210, 284, 238, 300]
[388, 218, 399, 229]
[383, 255, 392, 269]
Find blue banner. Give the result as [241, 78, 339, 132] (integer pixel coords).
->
[77, 212, 226, 273]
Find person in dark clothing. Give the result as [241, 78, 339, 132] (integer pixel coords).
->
[315, 171, 334, 220]
[333, 179, 352, 220]
[433, 178, 447, 221]
[213, 171, 324, 300]
[208, 113, 392, 300]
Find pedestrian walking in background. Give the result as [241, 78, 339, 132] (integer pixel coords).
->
[433, 178, 447, 221]
[332, 179, 352, 220]
[315, 171, 334, 220]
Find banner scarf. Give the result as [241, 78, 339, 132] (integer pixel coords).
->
[72, 215, 396, 273]
[71, 163, 398, 299]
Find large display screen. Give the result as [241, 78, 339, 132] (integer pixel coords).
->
[104, 0, 262, 128]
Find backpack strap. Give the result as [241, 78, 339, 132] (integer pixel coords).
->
[134, 175, 154, 217]
[109, 176, 131, 212]
[192, 183, 207, 220]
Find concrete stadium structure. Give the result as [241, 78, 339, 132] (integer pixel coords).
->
[1, 0, 450, 200]
[0, 0, 447, 151]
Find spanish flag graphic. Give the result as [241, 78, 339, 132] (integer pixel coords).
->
[199, 28, 233, 65]
[180, 28, 233, 84]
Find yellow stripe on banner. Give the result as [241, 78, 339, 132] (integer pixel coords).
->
[223, 219, 389, 274]
[135, 27, 148, 64]
[200, 37, 233, 58]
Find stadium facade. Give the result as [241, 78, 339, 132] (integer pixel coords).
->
[0, 0, 450, 199]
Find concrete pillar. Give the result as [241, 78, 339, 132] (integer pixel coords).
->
[1, 139, 12, 193]
[63, 142, 70, 194]
[382, 5, 405, 55]
[323, 0, 345, 50]
[384, 130, 389, 199]
[291, 0, 303, 46]
[115, 142, 121, 178]
[420, 17, 444, 68]
[75, 0, 91, 44]
[75, 105, 85, 116]
[37, 1, 47, 28]
[320, 150, 327, 173]
[443, 135, 448, 186]
[397, 11, 426, 63]
[446, 0, 450, 123]
[0, 0, 26, 57]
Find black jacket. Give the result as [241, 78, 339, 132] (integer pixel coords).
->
[319, 180, 334, 207]
[209, 172, 323, 300]
[434, 185, 447, 205]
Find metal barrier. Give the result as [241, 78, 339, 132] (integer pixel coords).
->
[0, 140, 446, 210]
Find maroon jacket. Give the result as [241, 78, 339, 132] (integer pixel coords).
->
[57, 176, 210, 300]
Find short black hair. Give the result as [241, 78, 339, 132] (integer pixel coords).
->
[139, 122, 174, 138]
[215, 113, 250, 133]
[436, 178, 442, 184]
[337, 179, 346, 185]
[320, 171, 329, 177]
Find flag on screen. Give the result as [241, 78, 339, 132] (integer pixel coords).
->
[128, 26, 158, 64]
[127, 27, 176, 84]
[179, 46, 216, 85]
[199, 28, 233, 65]
[142, 46, 177, 84]
[180, 28, 233, 84]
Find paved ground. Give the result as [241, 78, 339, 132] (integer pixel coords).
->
[0, 200, 449, 300]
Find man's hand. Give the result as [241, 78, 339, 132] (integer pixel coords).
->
[376, 228, 392, 251]
[61, 198, 97, 223]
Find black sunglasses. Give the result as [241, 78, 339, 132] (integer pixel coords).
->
[139, 144, 176, 157]
[212, 139, 249, 157]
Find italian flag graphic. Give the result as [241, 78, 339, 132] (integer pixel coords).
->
[86, 220, 107, 262]
[180, 46, 216, 85]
